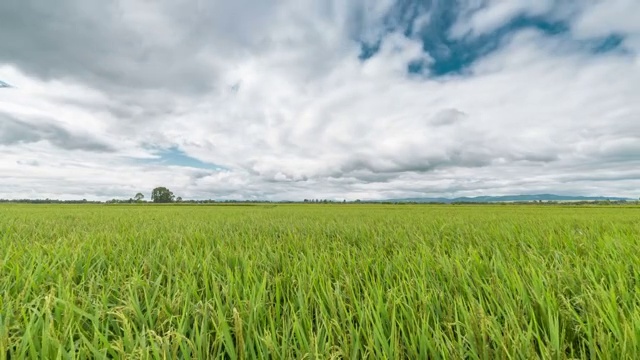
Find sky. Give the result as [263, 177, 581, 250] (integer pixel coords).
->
[1, 0, 639, 201]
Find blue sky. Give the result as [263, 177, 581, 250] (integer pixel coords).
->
[359, 1, 626, 76]
[152, 147, 224, 170]
[1, 0, 639, 200]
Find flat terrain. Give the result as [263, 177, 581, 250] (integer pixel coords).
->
[1, 204, 640, 359]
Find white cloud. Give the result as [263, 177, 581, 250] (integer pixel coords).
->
[570, 0, 640, 53]
[450, 0, 557, 38]
[0, 1, 639, 200]
[571, 0, 640, 39]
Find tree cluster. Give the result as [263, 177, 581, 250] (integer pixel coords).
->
[151, 187, 175, 203]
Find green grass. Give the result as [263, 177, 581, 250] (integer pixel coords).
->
[1, 204, 640, 359]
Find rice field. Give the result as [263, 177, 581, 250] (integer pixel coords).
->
[1, 204, 640, 359]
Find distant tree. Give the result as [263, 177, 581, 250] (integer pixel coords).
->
[151, 187, 175, 203]
[134, 193, 144, 201]
[176, 196, 183, 203]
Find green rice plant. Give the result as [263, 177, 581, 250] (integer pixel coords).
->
[1, 204, 639, 359]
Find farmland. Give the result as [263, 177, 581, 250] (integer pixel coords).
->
[1, 204, 640, 359]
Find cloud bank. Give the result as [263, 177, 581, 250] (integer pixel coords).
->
[1, 0, 639, 200]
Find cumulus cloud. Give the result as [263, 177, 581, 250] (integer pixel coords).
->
[450, 0, 558, 38]
[0, 112, 114, 152]
[0, 0, 639, 200]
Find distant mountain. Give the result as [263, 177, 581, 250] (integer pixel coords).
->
[0, 80, 11, 88]
[385, 194, 632, 203]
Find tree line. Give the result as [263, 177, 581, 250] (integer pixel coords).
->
[0, 186, 637, 205]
